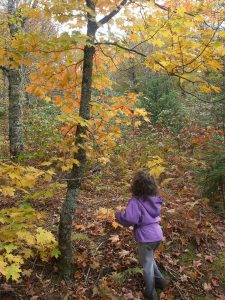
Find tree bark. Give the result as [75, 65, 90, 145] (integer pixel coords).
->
[58, 0, 97, 279]
[58, 0, 129, 279]
[8, 68, 24, 158]
[7, 0, 24, 159]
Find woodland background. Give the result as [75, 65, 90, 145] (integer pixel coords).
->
[0, 0, 225, 299]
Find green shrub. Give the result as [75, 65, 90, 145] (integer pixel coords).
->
[195, 143, 225, 210]
[138, 76, 187, 133]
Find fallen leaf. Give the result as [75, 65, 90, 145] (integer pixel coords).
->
[180, 274, 189, 282]
[211, 278, 219, 287]
[109, 235, 120, 243]
[112, 221, 123, 229]
[118, 250, 130, 258]
[22, 269, 32, 277]
[203, 282, 212, 291]
[193, 260, 202, 268]
[74, 224, 85, 231]
[205, 255, 214, 263]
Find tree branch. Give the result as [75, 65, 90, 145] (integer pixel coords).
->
[154, 1, 195, 17]
[95, 41, 146, 57]
[0, 65, 9, 74]
[98, 0, 128, 26]
[176, 23, 222, 69]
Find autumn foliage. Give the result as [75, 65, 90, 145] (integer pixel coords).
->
[0, 0, 225, 299]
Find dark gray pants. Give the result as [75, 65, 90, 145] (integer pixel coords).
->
[138, 241, 164, 300]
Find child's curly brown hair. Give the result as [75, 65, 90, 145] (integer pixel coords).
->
[131, 170, 158, 200]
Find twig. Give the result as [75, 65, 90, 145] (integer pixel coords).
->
[175, 283, 186, 300]
[85, 241, 105, 285]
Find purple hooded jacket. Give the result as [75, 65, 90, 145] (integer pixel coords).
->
[116, 196, 164, 243]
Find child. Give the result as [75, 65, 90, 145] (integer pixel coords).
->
[115, 170, 166, 300]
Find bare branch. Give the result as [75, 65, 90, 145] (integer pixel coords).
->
[95, 41, 146, 57]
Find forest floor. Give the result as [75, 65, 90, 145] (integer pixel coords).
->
[0, 128, 225, 300]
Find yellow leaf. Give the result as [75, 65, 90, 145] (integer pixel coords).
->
[0, 259, 7, 276]
[20, 249, 34, 259]
[4, 244, 17, 253]
[5, 254, 24, 264]
[199, 85, 211, 94]
[40, 161, 52, 166]
[98, 157, 110, 164]
[20, 174, 36, 188]
[150, 166, 165, 178]
[44, 96, 51, 103]
[17, 231, 35, 245]
[211, 85, 221, 93]
[147, 156, 164, 168]
[152, 39, 164, 47]
[1, 187, 15, 197]
[43, 173, 52, 182]
[134, 121, 141, 127]
[36, 227, 56, 245]
[134, 108, 148, 117]
[5, 263, 22, 281]
[112, 221, 123, 229]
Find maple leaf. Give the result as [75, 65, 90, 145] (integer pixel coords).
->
[20, 249, 34, 259]
[1, 187, 15, 197]
[5, 263, 22, 281]
[205, 254, 214, 263]
[35, 227, 56, 245]
[211, 278, 219, 287]
[5, 254, 24, 264]
[22, 269, 33, 277]
[4, 244, 17, 254]
[74, 224, 85, 231]
[193, 260, 202, 268]
[180, 274, 189, 282]
[134, 121, 141, 127]
[17, 231, 35, 245]
[118, 250, 130, 258]
[112, 221, 123, 229]
[203, 282, 212, 292]
[150, 166, 165, 178]
[0, 260, 7, 276]
[109, 235, 120, 243]
[51, 248, 61, 259]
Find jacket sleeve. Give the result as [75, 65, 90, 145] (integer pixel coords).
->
[115, 199, 141, 227]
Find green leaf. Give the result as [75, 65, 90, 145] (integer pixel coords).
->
[6, 263, 22, 281]
[4, 244, 17, 253]
[51, 247, 61, 258]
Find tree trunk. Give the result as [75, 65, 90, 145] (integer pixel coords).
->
[58, 0, 128, 279]
[58, 1, 97, 278]
[129, 58, 138, 93]
[7, 0, 24, 159]
[8, 68, 24, 158]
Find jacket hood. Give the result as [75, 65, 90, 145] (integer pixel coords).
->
[138, 196, 163, 218]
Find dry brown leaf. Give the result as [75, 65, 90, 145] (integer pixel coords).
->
[109, 235, 120, 243]
[118, 250, 130, 258]
[203, 282, 212, 291]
